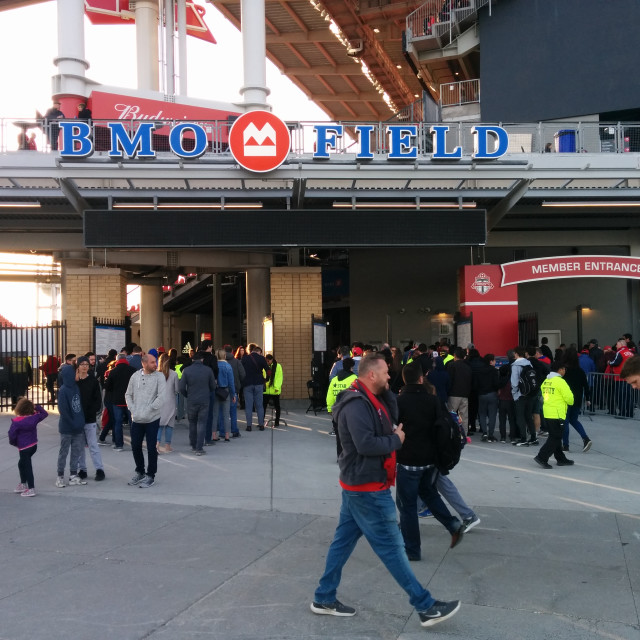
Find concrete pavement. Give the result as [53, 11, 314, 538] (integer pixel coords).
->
[1, 403, 639, 639]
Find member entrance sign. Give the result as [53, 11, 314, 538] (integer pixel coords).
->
[501, 255, 640, 285]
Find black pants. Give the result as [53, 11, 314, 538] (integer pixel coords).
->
[263, 394, 281, 425]
[515, 395, 536, 441]
[538, 418, 570, 463]
[131, 420, 159, 478]
[18, 444, 37, 489]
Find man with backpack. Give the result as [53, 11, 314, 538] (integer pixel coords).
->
[396, 362, 465, 560]
[510, 346, 539, 446]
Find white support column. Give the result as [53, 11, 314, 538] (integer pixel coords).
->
[240, 0, 270, 111]
[52, 0, 89, 107]
[212, 274, 222, 347]
[136, 0, 160, 91]
[246, 268, 270, 347]
[140, 285, 164, 351]
[164, 0, 175, 95]
[176, 0, 188, 95]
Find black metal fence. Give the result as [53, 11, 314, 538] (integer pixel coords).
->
[0, 321, 66, 411]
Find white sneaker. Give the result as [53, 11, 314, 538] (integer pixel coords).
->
[55, 476, 66, 488]
[14, 483, 28, 493]
[20, 488, 36, 497]
[68, 475, 87, 486]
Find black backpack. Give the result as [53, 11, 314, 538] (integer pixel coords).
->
[434, 405, 464, 473]
[518, 363, 539, 397]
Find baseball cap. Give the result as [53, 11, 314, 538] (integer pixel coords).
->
[352, 347, 363, 356]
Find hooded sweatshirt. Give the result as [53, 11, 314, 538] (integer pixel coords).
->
[125, 368, 166, 424]
[541, 372, 574, 420]
[8, 405, 48, 449]
[326, 369, 357, 413]
[57, 364, 85, 434]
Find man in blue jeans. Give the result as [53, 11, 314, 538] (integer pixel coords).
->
[241, 344, 269, 431]
[103, 353, 135, 451]
[310, 353, 461, 629]
[395, 362, 465, 559]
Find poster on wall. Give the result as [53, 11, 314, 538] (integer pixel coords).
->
[95, 325, 126, 355]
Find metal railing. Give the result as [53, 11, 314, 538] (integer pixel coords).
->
[406, 0, 492, 40]
[440, 79, 480, 107]
[2, 118, 640, 156]
[582, 372, 639, 421]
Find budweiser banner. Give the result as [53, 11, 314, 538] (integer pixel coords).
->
[501, 255, 640, 286]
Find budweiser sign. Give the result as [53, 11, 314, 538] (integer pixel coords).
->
[501, 255, 640, 285]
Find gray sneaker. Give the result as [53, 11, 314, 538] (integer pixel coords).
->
[68, 475, 87, 486]
[419, 600, 461, 627]
[462, 515, 481, 533]
[138, 475, 155, 488]
[127, 472, 145, 486]
[310, 600, 356, 617]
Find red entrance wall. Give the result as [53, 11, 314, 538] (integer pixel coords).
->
[458, 265, 518, 357]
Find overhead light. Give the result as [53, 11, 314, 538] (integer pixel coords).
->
[542, 201, 640, 208]
[332, 202, 476, 209]
[112, 202, 263, 209]
[396, 64, 402, 69]
[373, 27, 380, 33]
[414, 93, 419, 97]
[0, 201, 41, 208]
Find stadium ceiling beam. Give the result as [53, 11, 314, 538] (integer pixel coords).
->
[266, 30, 337, 44]
[486, 178, 532, 231]
[282, 63, 363, 76]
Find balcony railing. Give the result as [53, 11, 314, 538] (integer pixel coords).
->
[406, 0, 492, 41]
[440, 79, 480, 107]
[1, 118, 640, 156]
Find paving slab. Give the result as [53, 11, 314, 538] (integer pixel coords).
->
[1, 407, 639, 639]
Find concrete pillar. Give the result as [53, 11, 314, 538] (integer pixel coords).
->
[270, 267, 322, 399]
[212, 274, 222, 347]
[136, 0, 160, 91]
[177, 0, 188, 95]
[61, 266, 127, 355]
[246, 268, 270, 347]
[240, 0, 270, 110]
[140, 285, 164, 351]
[53, 0, 89, 112]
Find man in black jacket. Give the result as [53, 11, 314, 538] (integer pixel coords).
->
[446, 347, 472, 434]
[103, 353, 136, 451]
[75, 356, 105, 481]
[396, 362, 464, 559]
[310, 353, 461, 629]
[180, 351, 216, 454]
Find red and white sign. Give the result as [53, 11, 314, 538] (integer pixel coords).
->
[84, 0, 216, 43]
[89, 91, 239, 142]
[501, 255, 640, 286]
[458, 265, 518, 356]
[228, 111, 291, 173]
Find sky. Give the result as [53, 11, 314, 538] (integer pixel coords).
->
[0, 1, 328, 121]
[0, 1, 329, 324]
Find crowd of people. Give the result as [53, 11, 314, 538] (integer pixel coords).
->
[9, 340, 283, 494]
[311, 337, 640, 630]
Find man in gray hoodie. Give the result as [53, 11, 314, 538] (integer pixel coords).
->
[125, 354, 166, 488]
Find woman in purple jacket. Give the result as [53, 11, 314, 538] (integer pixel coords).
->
[8, 398, 48, 497]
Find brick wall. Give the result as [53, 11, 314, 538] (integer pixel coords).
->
[63, 267, 127, 355]
[270, 267, 322, 399]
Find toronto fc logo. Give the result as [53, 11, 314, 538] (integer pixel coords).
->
[471, 272, 494, 295]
